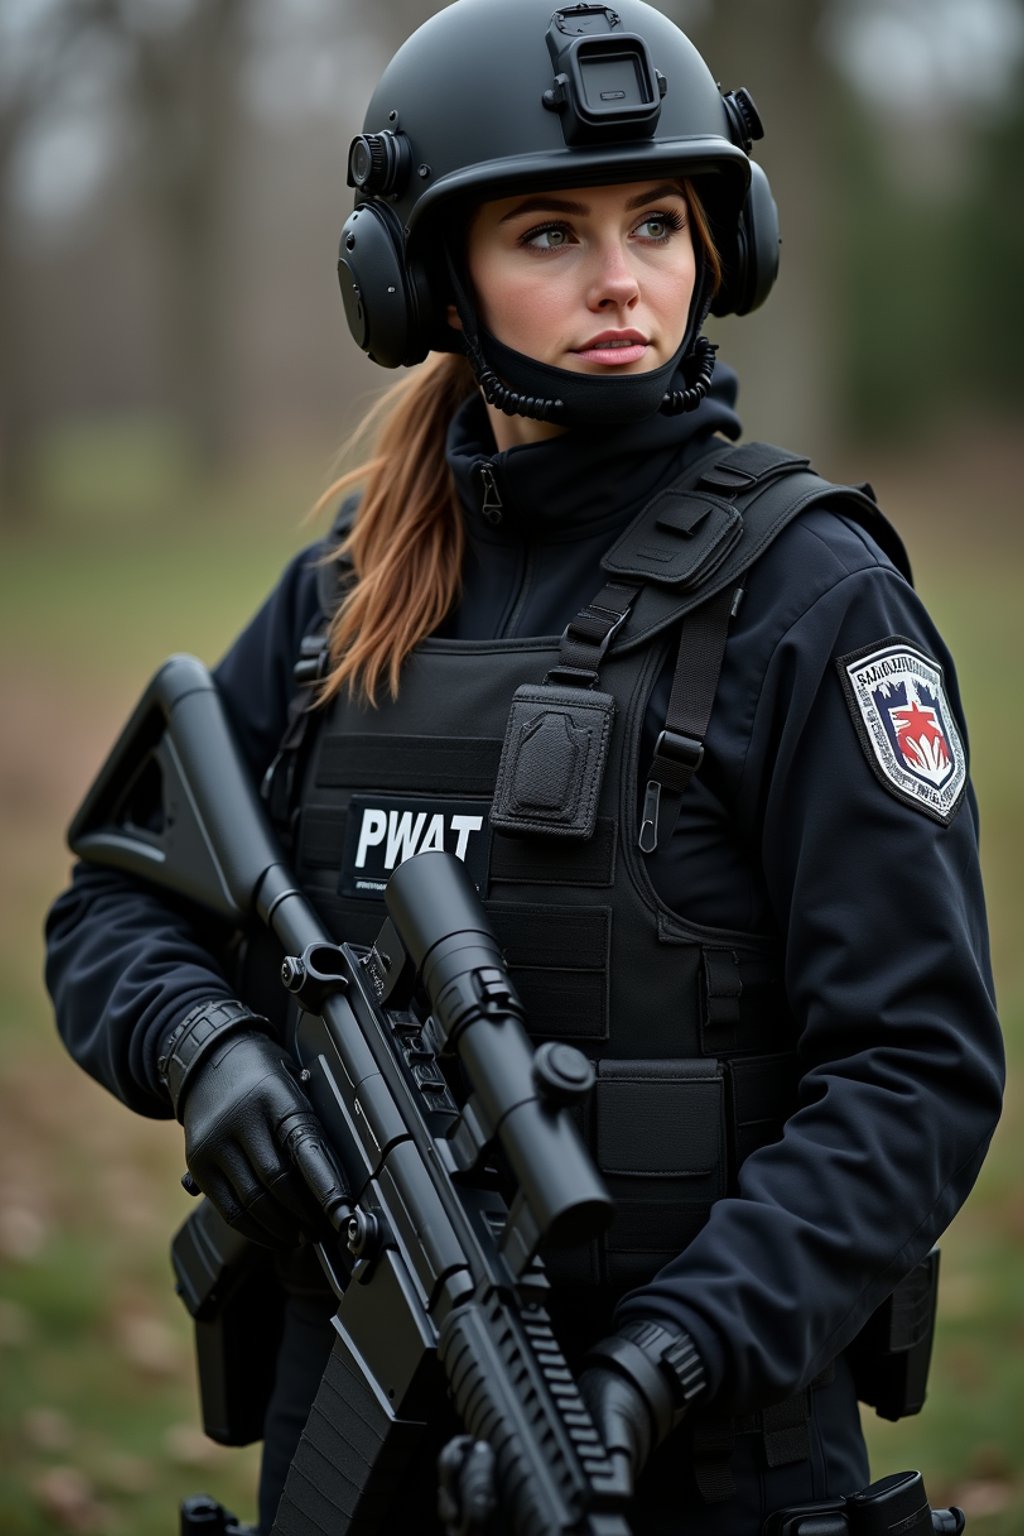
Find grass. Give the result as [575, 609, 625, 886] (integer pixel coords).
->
[1, 419, 1021, 1533]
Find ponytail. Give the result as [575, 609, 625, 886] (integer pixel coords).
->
[314, 352, 476, 705]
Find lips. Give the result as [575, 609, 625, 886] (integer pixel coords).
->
[572, 329, 649, 366]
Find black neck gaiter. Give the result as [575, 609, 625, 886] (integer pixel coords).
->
[449, 246, 716, 429]
[446, 360, 743, 540]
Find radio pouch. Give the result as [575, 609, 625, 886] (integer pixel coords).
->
[172, 1198, 286, 1446]
[490, 683, 616, 840]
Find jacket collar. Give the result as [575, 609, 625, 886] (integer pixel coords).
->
[446, 361, 742, 544]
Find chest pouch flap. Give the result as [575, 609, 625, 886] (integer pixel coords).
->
[491, 682, 615, 840]
[600, 488, 744, 590]
[596, 1058, 724, 1179]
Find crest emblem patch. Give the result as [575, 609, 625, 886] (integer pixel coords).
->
[837, 638, 966, 824]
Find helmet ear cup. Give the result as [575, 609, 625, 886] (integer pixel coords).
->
[710, 161, 780, 318]
[337, 203, 430, 368]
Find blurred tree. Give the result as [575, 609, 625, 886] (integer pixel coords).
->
[115, 0, 247, 475]
[0, 2, 112, 522]
[826, 0, 1024, 441]
[679, 0, 840, 457]
[958, 56, 1024, 411]
[0, 0, 248, 517]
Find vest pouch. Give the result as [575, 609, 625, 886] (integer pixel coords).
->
[593, 1058, 728, 1293]
[487, 900, 612, 1044]
[846, 1248, 940, 1421]
[171, 1199, 285, 1446]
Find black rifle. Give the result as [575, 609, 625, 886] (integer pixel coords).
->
[69, 654, 632, 1536]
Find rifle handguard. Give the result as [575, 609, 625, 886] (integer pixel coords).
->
[158, 999, 271, 1120]
[584, 1321, 706, 1445]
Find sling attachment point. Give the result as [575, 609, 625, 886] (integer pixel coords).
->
[639, 583, 738, 854]
[545, 579, 640, 690]
[640, 730, 704, 853]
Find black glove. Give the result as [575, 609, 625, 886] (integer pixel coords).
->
[579, 1321, 706, 1494]
[437, 1435, 496, 1536]
[158, 999, 346, 1247]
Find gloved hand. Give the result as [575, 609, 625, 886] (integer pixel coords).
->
[578, 1320, 706, 1495]
[158, 999, 346, 1247]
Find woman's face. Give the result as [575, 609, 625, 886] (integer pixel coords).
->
[460, 179, 696, 446]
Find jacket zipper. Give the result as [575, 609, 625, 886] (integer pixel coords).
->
[478, 463, 503, 525]
[477, 460, 530, 638]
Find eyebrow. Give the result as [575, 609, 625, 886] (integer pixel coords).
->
[497, 183, 684, 223]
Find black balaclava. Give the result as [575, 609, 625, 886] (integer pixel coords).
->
[447, 236, 717, 429]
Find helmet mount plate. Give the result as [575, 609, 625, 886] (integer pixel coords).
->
[544, 8, 664, 145]
[552, 4, 622, 34]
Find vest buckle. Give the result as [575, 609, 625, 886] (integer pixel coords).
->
[653, 728, 704, 773]
[547, 594, 633, 688]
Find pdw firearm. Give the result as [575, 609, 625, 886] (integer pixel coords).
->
[69, 654, 632, 1536]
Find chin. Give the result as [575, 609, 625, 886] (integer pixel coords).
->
[565, 358, 659, 375]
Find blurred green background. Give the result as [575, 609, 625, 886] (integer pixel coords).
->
[1, 1, 1022, 1531]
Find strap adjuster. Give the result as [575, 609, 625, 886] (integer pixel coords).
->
[294, 634, 329, 686]
[654, 728, 704, 772]
[698, 461, 758, 494]
[561, 600, 630, 663]
[547, 597, 632, 688]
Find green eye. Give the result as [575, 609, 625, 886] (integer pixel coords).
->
[634, 210, 685, 241]
[522, 223, 573, 250]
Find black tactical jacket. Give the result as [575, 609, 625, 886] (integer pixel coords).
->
[45, 367, 1003, 1422]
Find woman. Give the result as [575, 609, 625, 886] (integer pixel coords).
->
[45, 2, 1003, 1533]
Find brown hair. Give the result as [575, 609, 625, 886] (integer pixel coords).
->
[316, 178, 721, 706]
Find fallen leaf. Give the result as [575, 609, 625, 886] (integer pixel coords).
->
[100, 1452, 157, 1495]
[0, 1296, 33, 1346]
[164, 1422, 219, 1466]
[113, 1312, 181, 1378]
[31, 1464, 109, 1534]
[952, 1479, 1014, 1520]
[0, 1202, 48, 1260]
[24, 1405, 74, 1452]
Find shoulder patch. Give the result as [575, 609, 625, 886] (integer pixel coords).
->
[836, 637, 966, 825]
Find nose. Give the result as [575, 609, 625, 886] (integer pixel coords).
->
[586, 238, 640, 313]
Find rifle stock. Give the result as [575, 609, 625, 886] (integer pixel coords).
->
[70, 655, 632, 1536]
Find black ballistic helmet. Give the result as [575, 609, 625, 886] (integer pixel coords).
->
[339, 0, 780, 378]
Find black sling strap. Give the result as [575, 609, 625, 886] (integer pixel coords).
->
[545, 579, 641, 689]
[623, 439, 914, 853]
[639, 583, 737, 853]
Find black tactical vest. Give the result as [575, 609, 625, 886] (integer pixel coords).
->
[277, 444, 909, 1300]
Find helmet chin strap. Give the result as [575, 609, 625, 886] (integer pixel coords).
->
[447, 250, 717, 429]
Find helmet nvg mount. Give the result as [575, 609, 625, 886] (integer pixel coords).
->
[338, 0, 780, 408]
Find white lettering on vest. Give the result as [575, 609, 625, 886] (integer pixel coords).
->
[351, 803, 486, 878]
[385, 810, 427, 869]
[354, 808, 387, 868]
[419, 813, 446, 854]
[451, 814, 484, 861]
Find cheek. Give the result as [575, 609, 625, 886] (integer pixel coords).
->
[654, 248, 698, 337]
[468, 245, 567, 353]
